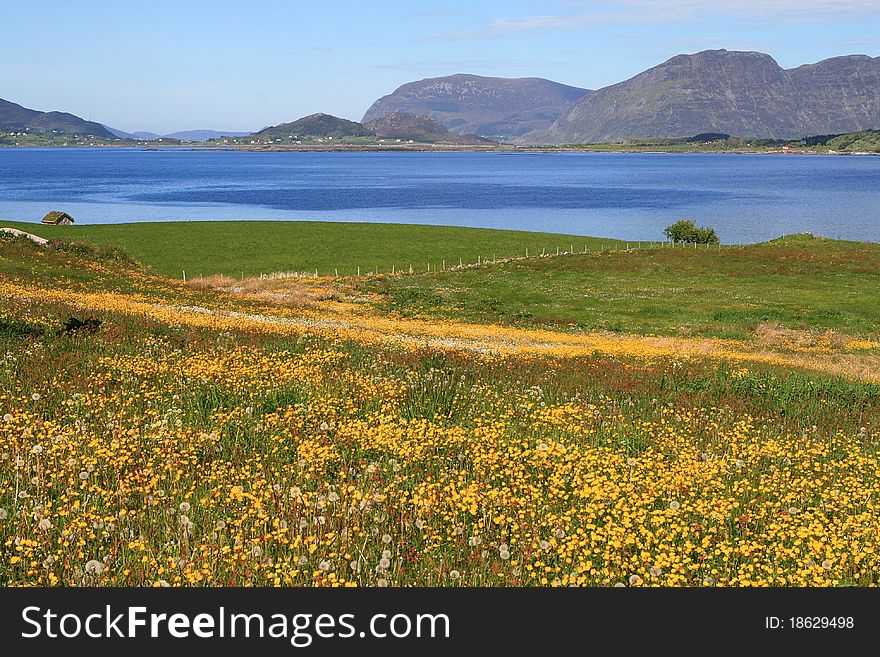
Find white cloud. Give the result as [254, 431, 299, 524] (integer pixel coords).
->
[424, 0, 880, 40]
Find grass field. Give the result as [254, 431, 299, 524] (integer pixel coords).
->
[1, 226, 879, 587]
[0, 220, 622, 279]
[365, 234, 880, 340]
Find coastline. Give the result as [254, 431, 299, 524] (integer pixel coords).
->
[1, 142, 878, 155]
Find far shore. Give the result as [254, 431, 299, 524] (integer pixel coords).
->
[2, 142, 879, 155]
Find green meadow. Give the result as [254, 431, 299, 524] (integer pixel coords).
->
[363, 233, 880, 340]
[0, 220, 621, 279]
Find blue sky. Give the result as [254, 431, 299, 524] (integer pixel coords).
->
[2, 0, 879, 134]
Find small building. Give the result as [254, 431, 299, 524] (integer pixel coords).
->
[41, 211, 75, 226]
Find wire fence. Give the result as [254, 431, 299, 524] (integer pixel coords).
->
[181, 237, 781, 282]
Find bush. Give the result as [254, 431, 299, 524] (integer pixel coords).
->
[664, 219, 720, 244]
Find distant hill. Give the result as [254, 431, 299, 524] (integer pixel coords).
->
[105, 127, 248, 141]
[105, 127, 159, 140]
[362, 74, 589, 141]
[164, 129, 249, 141]
[254, 113, 373, 140]
[533, 50, 880, 144]
[0, 98, 115, 138]
[814, 129, 880, 152]
[363, 112, 493, 145]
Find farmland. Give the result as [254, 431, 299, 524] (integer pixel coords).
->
[1, 226, 879, 587]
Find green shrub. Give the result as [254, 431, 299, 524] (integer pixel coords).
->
[664, 219, 720, 244]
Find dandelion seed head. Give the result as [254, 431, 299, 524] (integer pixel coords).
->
[84, 560, 105, 575]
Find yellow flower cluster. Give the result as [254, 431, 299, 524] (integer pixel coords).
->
[0, 279, 877, 382]
[0, 273, 878, 587]
[1, 339, 878, 587]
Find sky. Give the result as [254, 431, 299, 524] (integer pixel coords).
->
[2, 0, 880, 134]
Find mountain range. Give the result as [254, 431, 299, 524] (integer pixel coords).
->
[3, 50, 880, 145]
[363, 51, 880, 144]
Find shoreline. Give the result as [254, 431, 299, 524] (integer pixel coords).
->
[2, 143, 878, 155]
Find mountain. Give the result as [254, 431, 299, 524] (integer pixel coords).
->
[0, 98, 115, 138]
[534, 50, 880, 144]
[788, 55, 880, 135]
[363, 112, 493, 144]
[362, 74, 589, 141]
[254, 113, 373, 140]
[164, 130, 249, 141]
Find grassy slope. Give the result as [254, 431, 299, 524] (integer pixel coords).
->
[0, 220, 621, 279]
[366, 234, 880, 340]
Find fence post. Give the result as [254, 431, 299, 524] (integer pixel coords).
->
[182, 270, 186, 282]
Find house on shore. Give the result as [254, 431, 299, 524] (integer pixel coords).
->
[42, 211, 75, 225]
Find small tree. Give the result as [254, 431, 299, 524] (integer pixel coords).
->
[664, 219, 720, 244]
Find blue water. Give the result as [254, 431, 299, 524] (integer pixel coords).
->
[1, 148, 879, 243]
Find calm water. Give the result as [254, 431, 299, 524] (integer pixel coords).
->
[1, 148, 879, 243]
